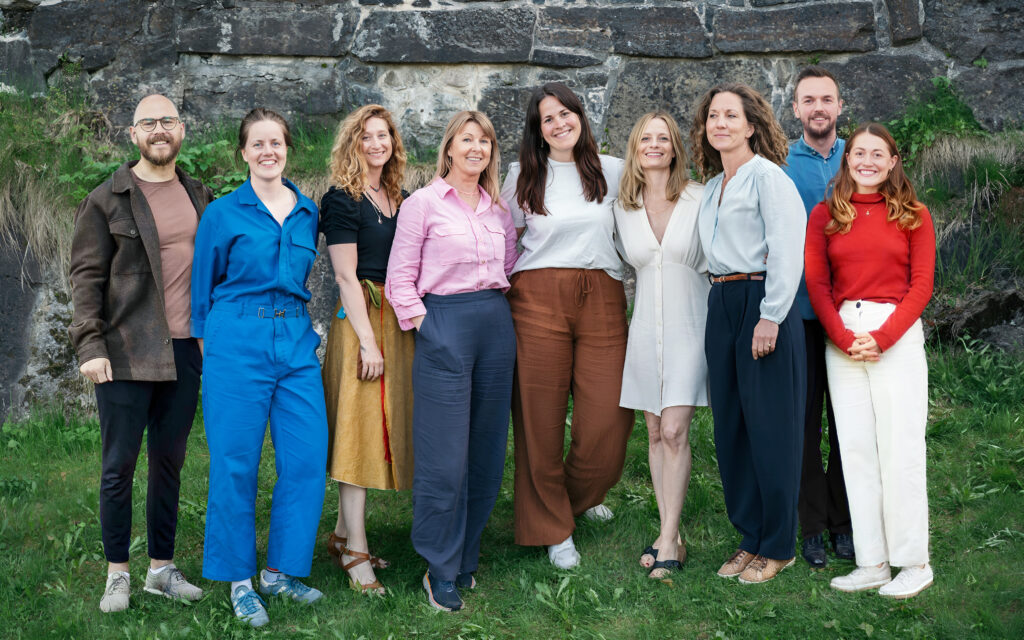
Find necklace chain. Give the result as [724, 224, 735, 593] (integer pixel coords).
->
[365, 187, 391, 224]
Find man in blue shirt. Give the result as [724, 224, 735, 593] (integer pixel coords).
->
[783, 66, 854, 569]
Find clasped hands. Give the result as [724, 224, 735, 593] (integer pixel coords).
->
[847, 332, 880, 361]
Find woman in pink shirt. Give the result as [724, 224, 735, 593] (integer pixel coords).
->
[385, 110, 518, 613]
[804, 123, 935, 599]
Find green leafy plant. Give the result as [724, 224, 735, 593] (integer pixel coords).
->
[887, 77, 984, 166]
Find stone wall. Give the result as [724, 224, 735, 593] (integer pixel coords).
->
[2, 0, 1023, 155]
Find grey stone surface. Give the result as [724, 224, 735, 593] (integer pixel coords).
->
[825, 53, 945, 128]
[27, 0, 143, 73]
[0, 35, 44, 92]
[959, 65, 1024, 132]
[538, 6, 711, 59]
[713, 2, 877, 53]
[352, 7, 535, 63]
[604, 57, 770, 155]
[924, 0, 1024, 65]
[886, 0, 922, 44]
[0, 240, 39, 424]
[177, 2, 356, 56]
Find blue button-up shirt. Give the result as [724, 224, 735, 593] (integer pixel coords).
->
[191, 178, 319, 337]
[784, 136, 845, 320]
[698, 154, 806, 325]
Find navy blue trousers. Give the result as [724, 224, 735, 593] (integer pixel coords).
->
[411, 290, 516, 581]
[705, 280, 806, 560]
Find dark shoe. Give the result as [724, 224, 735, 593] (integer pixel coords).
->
[423, 572, 462, 612]
[455, 572, 476, 590]
[833, 532, 855, 560]
[648, 544, 686, 580]
[802, 534, 827, 568]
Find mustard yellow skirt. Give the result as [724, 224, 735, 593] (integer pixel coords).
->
[322, 282, 414, 490]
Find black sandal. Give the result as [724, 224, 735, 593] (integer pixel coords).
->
[640, 545, 658, 568]
[648, 559, 682, 579]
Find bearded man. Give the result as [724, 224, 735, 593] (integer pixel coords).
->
[69, 94, 214, 612]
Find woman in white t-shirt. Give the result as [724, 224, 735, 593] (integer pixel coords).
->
[500, 82, 633, 569]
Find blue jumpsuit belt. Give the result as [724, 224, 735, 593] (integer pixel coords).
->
[211, 301, 308, 319]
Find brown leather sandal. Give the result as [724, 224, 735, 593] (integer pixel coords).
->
[327, 532, 389, 569]
[340, 547, 385, 595]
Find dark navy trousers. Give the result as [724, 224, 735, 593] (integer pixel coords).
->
[705, 280, 806, 560]
[411, 290, 516, 581]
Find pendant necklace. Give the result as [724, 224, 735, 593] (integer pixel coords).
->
[366, 188, 391, 224]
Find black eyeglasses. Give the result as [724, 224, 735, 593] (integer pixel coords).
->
[134, 116, 181, 132]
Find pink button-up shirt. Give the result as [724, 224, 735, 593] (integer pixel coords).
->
[385, 178, 519, 330]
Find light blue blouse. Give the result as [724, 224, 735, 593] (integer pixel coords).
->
[697, 154, 805, 324]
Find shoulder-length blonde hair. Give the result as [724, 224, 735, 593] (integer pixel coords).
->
[435, 110, 503, 206]
[619, 111, 691, 211]
[689, 83, 789, 180]
[328, 104, 406, 206]
[826, 122, 923, 235]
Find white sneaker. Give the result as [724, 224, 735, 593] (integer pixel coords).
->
[144, 563, 204, 601]
[878, 564, 933, 599]
[547, 535, 581, 569]
[583, 503, 614, 522]
[830, 563, 891, 592]
[99, 571, 130, 613]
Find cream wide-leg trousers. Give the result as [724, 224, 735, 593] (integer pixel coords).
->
[824, 300, 930, 568]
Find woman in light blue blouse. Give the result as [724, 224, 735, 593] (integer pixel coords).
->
[192, 108, 327, 627]
[689, 83, 807, 585]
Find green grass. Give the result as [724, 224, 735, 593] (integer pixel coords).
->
[2, 340, 1022, 639]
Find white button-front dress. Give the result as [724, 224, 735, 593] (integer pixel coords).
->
[613, 181, 710, 416]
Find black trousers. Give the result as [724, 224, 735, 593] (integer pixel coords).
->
[705, 280, 805, 560]
[95, 338, 202, 563]
[798, 319, 852, 537]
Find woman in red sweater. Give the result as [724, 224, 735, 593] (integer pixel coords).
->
[804, 123, 935, 599]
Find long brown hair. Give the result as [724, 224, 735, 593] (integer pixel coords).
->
[619, 111, 691, 211]
[435, 110, 503, 206]
[328, 104, 406, 206]
[689, 83, 788, 180]
[826, 122, 923, 234]
[515, 83, 606, 215]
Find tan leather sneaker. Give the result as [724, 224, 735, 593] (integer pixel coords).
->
[738, 555, 796, 584]
[717, 549, 754, 578]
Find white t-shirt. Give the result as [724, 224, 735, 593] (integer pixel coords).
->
[501, 155, 625, 280]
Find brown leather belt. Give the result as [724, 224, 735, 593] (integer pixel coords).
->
[709, 272, 766, 284]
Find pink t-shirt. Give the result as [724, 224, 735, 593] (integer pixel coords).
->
[385, 178, 518, 330]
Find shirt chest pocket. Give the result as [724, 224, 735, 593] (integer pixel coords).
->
[288, 232, 319, 285]
[429, 225, 476, 265]
[109, 218, 151, 275]
[483, 220, 506, 262]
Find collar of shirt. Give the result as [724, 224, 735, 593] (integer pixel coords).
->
[793, 135, 843, 161]
[430, 177, 493, 214]
[236, 177, 317, 218]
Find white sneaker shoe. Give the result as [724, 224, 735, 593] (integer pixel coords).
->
[99, 571, 130, 613]
[583, 503, 614, 522]
[144, 563, 204, 601]
[830, 563, 891, 592]
[548, 535, 581, 569]
[878, 564, 933, 599]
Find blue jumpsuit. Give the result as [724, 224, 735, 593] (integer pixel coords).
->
[191, 178, 327, 581]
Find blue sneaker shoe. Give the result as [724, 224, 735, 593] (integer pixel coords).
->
[258, 570, 323, 604]
[231, 585, 269, 628]
[423, 571, 462, 611]
[455, 572, 476, 590]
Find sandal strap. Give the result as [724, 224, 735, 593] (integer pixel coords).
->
[341, 547, 373, 572]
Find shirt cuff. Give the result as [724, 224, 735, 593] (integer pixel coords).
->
[394, 300, 426, 331]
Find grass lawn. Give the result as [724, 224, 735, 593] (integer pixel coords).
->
[2, 339, 1021, 639]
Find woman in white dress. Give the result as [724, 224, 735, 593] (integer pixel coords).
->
[614, 111, 708, 579]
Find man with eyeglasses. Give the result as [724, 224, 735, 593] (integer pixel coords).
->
[69, 94, 214, 612]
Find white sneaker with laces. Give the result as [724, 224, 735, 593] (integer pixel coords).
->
[144, 563, 204, 601]
[830, 562, 891, 592]
[100, 571, 130, 613]
[548, 535, 581, 569]
[583, 503, 614, 522]
[878, 564, 933, 599]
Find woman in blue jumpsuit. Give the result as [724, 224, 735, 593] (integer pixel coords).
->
[191, 109, 327, 627]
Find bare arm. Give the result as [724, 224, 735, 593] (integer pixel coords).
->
[328, 243, 383, 380]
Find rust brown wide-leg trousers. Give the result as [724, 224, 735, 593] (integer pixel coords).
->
[509, 268, 634, 546]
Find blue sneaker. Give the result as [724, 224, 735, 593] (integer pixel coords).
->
[423, 571, 462, 611]
[231, 585, 269, 628]
[455, 572, 476, 590]
[258, 570, 323, 604]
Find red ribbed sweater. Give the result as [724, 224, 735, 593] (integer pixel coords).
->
[804, 191, 936, 353]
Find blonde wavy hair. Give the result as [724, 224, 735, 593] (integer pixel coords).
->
[435, 110, 503, 206]
[619, 111, 691, 211]
[827, 123, 923, 234]
[689, 83, 789, 180]
[328, 104, 406, 206]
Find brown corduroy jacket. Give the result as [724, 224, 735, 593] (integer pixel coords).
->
[68, 160, 214, 381]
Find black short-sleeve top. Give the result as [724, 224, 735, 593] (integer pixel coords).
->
[319, 186, 407, 283]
